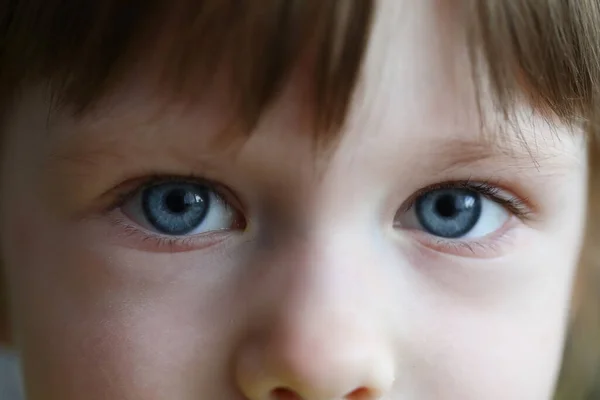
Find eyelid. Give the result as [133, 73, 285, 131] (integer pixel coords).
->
[104, 174, 245, 216]
[407, 221, 520, 259]
[107, 214, 236, 253]
[398, 179, 532, 221]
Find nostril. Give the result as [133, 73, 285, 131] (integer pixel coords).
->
[346, 387, 376, 400]
[271, 387, 302, 400]
[271, 386, 375, 400]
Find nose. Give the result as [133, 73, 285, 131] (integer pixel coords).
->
[235, 321, 394, 400]
[234, 245, 395, 400]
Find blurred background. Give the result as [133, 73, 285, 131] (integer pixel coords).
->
[0, 349, 23, 400]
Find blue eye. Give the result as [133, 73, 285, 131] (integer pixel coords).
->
[122, 181, 239, 236]
[142, 183, 209, 235]
[416, 188, 481, 238]
[398, 187, 509, 239]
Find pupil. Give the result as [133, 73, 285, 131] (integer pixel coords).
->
[435, 194, 458, 218]
[165, 189, 190, 214]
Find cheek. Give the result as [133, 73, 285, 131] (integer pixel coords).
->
[415, 295, 568, 399]
[393, 216, 581, 398]
[414, 255, 576, 399]
[2, 208, 246, 398]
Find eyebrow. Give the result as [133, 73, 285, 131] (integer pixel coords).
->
[49, 127, 575, 185]
[437, 127, 586, 183]
[45, 86, 583, 181]
[439, 137, 538, 170]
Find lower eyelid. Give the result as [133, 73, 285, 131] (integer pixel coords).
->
[402, 217, 520, 259]
[106, 213, 235, 253]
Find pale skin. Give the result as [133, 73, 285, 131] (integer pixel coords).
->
[0, 1, 589, 399]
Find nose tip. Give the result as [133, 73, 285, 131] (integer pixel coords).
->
[235, 330, 395, 400]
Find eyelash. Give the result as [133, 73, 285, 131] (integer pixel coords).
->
[402, 179, 532, 220]
[107, 174, 218, 211]
[108, 215, 229, 252]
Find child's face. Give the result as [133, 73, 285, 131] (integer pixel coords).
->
[0, 1, 588, 399]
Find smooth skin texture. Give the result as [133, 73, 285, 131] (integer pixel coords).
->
[0, 1, 588, 399]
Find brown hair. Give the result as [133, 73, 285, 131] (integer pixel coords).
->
[0, 0, 374, 134]
[0, 1, 599, 398]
